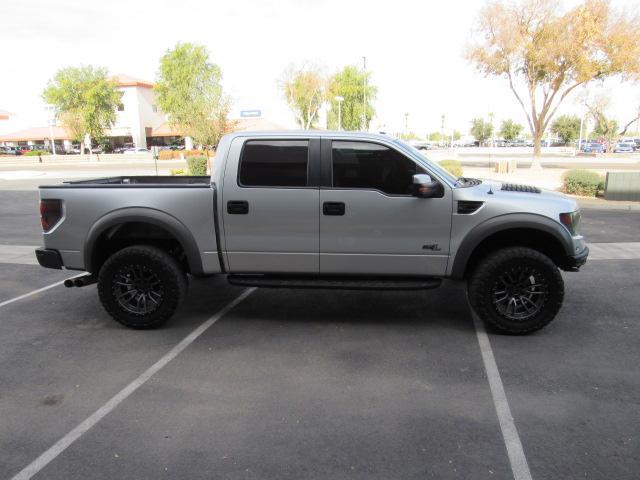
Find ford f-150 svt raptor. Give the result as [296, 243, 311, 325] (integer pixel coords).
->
[36, 132, 588, 334]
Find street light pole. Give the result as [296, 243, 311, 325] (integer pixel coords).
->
[334, 96, 344, 130]
[45, 104, 56, 155]
[362, 56, 367, 131]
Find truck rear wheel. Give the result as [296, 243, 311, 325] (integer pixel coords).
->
[468, 247, 564, 334]
[98, 245, 187, 329]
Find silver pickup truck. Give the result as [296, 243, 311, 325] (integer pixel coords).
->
[36, 131, 588, 334]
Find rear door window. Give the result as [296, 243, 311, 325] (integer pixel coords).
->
[239, 140, 309, 187]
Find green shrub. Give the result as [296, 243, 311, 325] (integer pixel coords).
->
[24, 150, 49, 156]
[563, 169, 604, 197]
[187, 156, 208, 176]
[438, 159, 463, 178]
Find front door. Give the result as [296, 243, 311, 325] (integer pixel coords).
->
[319, 139, 452, 276]
[222, 137, 320, 273]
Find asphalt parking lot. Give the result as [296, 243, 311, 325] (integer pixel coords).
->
[1, 191, 639, 479]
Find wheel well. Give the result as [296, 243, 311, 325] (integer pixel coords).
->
[463, 228, 567, 278]
[90, 222, 189, 274]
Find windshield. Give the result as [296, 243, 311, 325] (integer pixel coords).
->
[392, 138, 459, 185]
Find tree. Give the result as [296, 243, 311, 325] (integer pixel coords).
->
[467, 0, 640, 167]
[42, 66, 120, 153]
[428, 131, 444, 142]
[499, 119, 523, 141]
[155, 42, 232, 149]
[591, 116, 618, 146]
[585, 96, 619, 147]
[471, 117, 493, 145]
[280, 64, 326, 129]
[551, 115, 581, 144]
[327, 65, 376, 131]
[452, 130, 462, 141]
[399, 132, 421, 141]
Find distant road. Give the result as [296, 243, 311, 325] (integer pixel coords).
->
[427, 148, 640, 170]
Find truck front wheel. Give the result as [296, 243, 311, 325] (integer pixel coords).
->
[98, 245, 187, 329]
[468, 247, 564, 334]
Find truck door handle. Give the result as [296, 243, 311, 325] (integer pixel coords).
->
[227, 200, 249, 214]
[323, 201, 345, 216]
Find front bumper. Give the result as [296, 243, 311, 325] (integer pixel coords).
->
[35, 248, 63, 269]
[561, 245, 589, 271]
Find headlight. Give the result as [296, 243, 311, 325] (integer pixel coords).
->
[559, 210, 581, 236]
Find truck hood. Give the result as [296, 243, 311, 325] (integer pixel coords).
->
[455, 178, 579, 217]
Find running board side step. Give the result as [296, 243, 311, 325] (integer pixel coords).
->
[227, 275, 442, 290]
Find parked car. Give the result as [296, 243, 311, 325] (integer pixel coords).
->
[581, 142, 605, 153]
[123, 147, 151, 154]
[0, 146, 21, 155]
[411, 141, 433, 151]
[620, 138, 638, 149]
[36, 131, 588, 335]
[114, 143, 136, 154]
[613, 142, 635, 153]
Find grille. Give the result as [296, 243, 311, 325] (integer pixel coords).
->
[501, 183, 541, 193]
[457, 200, 484, 214]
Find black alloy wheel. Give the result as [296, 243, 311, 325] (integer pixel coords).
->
[98, 245, 187, 329]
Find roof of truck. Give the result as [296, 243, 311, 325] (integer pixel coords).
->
[223, 130, 396, 142]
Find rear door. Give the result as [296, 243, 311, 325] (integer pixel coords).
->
[319, 138, 452, 276]
[221, 136, 320, 273]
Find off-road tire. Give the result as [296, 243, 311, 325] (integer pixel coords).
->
[98, 245, 187, 329]
[468, 247, 564, 334]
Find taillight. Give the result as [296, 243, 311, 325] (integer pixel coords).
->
[40, 199, 63, 232]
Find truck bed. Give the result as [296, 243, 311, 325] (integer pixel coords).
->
[61, 176, 211, 186]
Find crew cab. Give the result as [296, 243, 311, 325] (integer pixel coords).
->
[36, 132, 588, 334]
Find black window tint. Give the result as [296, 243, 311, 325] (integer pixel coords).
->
[239, 140, 309, 187]
[332, 141, 425, 195]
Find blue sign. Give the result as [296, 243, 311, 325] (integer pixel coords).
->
[240, 110, 262, 118]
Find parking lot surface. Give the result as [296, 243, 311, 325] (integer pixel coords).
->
[1, 190, 639, 479]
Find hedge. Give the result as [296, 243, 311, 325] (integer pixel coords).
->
[157, 149, 213, 160]
[563, 169, 604, 197]
[24, 150, 49, 156]
[438, 159, 463, 178]
[187, 156, 208, 176]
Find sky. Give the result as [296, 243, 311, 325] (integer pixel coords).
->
[1, 0, 639, 137]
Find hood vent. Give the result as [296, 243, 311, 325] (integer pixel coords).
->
[457, 200, 484, 214]
[501, 183, 541, 193]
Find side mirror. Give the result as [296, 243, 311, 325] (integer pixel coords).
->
[412, 174, 444, 198]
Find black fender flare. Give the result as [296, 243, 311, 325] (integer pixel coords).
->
[84, 207, 204, 275]
[450, 213, 574, 279]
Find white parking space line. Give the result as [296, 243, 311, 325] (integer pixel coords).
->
[10, 287, 255, 480]
[472, 312, 533, 480]
[0, 280, 69, 309]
